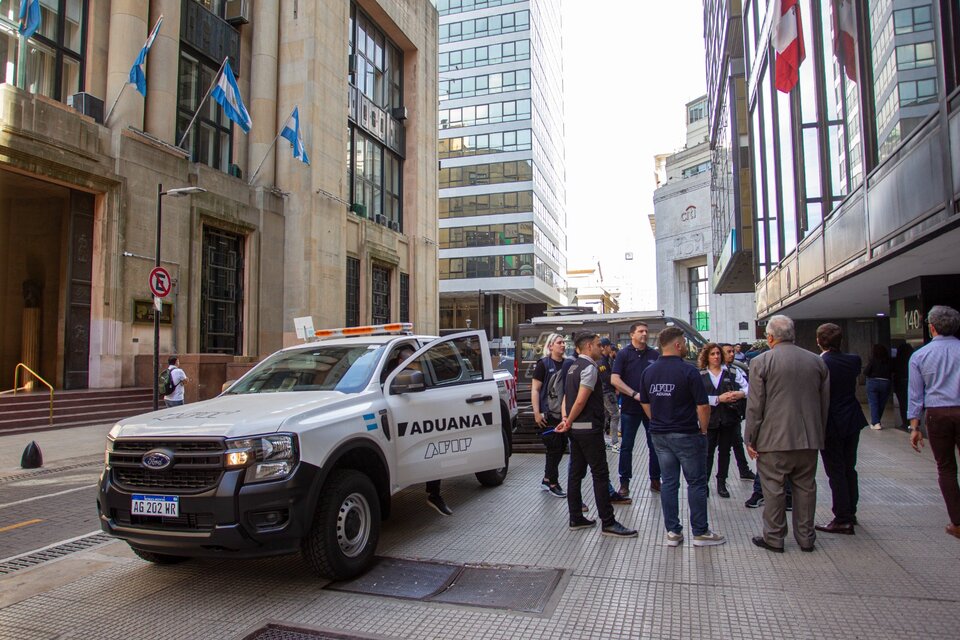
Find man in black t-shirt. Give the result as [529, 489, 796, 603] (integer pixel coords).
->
[530, 333, 573, 498]
[556, 333, 637, 538]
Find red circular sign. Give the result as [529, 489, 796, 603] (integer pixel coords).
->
[149, 266, 172, 298]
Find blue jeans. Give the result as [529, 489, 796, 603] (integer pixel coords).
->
[866, 378, 892, 425]
[651, 432, 709, 536]
[164, 399, 184, 408]
[619, 412, 660, 482]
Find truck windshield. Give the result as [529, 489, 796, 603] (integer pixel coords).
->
[227, 344, 386, 394]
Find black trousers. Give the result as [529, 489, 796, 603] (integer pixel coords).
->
[566, 429, 614, 526]
[731, 426, 752, 474]
[706, 423, 738, 481]
[894, 378, 910, 428]
[820, 430, 861, 524]
[541, 427, 567, 486]
[426, 480, 441, 497]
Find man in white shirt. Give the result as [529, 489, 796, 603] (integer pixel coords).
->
[164, 356, 188, 407]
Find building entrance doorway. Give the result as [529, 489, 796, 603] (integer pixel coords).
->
[0, 170, 94, 390]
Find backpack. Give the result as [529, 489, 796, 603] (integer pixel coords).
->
[538, 357, 570, 423]
[726, 369, 747, 420]
[159, 368, 179, 396]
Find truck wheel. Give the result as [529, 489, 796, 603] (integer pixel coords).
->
[129, 545, 189, 565]
[302, 469, 381, 580]
[475, 427, 510, 487]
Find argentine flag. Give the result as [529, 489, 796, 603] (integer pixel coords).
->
[211, 60, 252, 133]
[280, 106, 310, 165]
[129, 16, 164, 97]
[18, 0, 40, 40]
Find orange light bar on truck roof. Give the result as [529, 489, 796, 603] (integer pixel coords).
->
[314, 323, 413, 339]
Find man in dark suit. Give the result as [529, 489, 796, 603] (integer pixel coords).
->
[815, 323, 869, 534]
[745, 315, 830, 553]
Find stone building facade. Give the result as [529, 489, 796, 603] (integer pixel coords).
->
[0, 0, 438, 394]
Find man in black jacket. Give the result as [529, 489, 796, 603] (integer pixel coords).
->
[815, 323, 869, 534]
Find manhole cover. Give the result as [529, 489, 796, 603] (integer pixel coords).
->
[326, 557, 564, 614]
[241, 623, 391, 640]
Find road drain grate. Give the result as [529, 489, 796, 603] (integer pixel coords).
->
[0, 460, 102, 485]
[0, 532, 114, 575]
[327, 557, 564, 613]
[241, 623, 388, 640]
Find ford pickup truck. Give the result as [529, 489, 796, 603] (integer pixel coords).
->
[97, 324, 515, 580]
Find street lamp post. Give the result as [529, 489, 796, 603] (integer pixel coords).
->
[153, 184, 207, 410]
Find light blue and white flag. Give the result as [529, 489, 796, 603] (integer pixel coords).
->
[129, 16, 164, 96]
[280, 106, 310, 165]
[211, 60, 252, 133]
[18, 0, 41, 40]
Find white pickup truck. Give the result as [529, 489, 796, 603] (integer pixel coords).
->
[97, 325, 516, 580]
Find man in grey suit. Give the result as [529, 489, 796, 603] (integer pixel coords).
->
[745, 315, 830, 553]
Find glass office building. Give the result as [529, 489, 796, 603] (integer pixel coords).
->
[436, 0, 568, 337]
[707, 0, 960, 352]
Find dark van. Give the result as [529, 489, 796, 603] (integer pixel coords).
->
[513, 311, 708, 449]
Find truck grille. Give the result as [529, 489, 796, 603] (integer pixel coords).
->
[109, 438, 225, 493]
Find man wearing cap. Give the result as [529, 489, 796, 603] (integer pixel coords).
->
[598, 338, 620, 451]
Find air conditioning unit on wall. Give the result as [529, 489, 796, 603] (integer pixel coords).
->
[224, 0, 250, 25]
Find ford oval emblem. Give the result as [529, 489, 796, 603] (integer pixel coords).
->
[142, 449, 173, 470]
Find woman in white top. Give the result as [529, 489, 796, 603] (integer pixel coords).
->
[698, 343, 748, 498]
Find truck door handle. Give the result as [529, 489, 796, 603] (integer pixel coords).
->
[465, 394, 493, 404]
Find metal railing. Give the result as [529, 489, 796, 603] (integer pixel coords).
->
[0, 364, 54, 428]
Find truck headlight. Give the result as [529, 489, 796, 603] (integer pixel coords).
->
[226, 434, 298, 483]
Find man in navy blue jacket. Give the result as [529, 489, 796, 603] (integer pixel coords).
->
[815, 323, 868, 534]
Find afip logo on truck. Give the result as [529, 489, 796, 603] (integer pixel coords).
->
[425, 438, 472, 459]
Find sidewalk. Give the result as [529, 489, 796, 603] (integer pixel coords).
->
[0, 422, 112, 477]
[1, 413, 958, 639]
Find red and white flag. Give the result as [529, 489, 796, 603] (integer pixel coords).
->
[833, 0, 858, 82]
[771, 0, 805, 93]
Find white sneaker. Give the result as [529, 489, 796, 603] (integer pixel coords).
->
[870, 423, 883, 430]
[665, 531, 684, 547]
[692, 531, 726, 547]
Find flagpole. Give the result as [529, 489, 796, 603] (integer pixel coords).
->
[16, 33, 28, 90]
[103, 83, 128, 125]
[248, 124, 287, 186]
[177, 56, 229, 149]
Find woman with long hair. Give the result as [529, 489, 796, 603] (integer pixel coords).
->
[698, 343, 748, 498]
[864, 343, 893, 430]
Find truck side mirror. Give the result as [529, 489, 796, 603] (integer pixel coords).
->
[390, 369, 426, 394]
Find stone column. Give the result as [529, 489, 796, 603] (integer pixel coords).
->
[20, 281, 42, 392]
[145, 0, 182, 144]
[105, 0, 148, 129]
[247, 1, 280, 185]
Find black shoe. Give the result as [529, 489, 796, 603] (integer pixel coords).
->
[744, 493, 764, 509]
[546, 484, 566, 498]
[751, 536, 784, 553]
[569, 516, 596, 530]
[739, 470, 756, 480]
[609, 492, 632, 505]
[601, 521, 638, 538]
[800, 545, 815, 552]
[426, 494, 453, 516]
[785, 497, 793, 512]
[717, 480, 730, 499]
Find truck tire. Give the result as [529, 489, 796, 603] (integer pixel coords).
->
[129, 545, 189, 565]
[302, 469, 381, 580]
[475, 427, 510, 487]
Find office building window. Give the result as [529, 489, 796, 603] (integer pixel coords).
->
[899, 78, 937, 107]
[688, 265, 709, 332]
[681, 160, 711, 179]
[439, 68, 531, 101]
[0, 0, 86, 101]
[439, 254, 534, 280]
[346, 257, 360, 326]
[177, 51, 232, 172]
[439, 190, 534, 218]
[437, 0, 524, 16]
[439, 99, 531, 129]
[399, 273, 410, 323]
[440, 160, 533, 188]
[439, 39, 530, 72]
[439, 129, 532, 159]
[896, 42, 936, 70]
[439, 222, 533, 249]
[439, 10, 529, 44]
[893, 5, 932, 35]
[349, 5, 402, 110]
[688, 102, 706, 123]
[371, 264, 391, 324]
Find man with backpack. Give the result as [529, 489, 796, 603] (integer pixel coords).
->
[531, 333, 574, 497]
[161, 356, 188, 407]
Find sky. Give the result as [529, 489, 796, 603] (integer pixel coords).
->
[561, 0, 707, 310]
